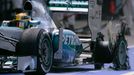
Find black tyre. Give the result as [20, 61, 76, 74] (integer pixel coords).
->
[92, 33, 105, 70]
[37, 30, 53, 74]
[113, 36, 130, 70]
[92, 42, 105, 70]
[93, 44, 104, 70]
[18, 28, 53, 74]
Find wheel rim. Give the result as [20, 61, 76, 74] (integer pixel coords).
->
[118, 41, 127, 65]
[38, 34, 52, 72]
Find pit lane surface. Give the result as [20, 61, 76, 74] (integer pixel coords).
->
[0, 47, 134, 75]
[48, 46, 134, 75]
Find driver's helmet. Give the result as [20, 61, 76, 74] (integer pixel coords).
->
[12, 12, 31, 29]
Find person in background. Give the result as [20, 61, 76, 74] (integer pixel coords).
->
[122, 0, 133, 35]
[52, 12, 75, 31]
[62, 13, 75, 31]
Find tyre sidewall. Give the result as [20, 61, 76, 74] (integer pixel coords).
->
[36, 31, 53, 74]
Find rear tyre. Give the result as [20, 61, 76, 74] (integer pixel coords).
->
[19, 28, 53, 74]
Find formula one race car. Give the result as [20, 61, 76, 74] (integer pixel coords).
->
[0, 0, 130, 75]
[0, 0, 83, 74]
